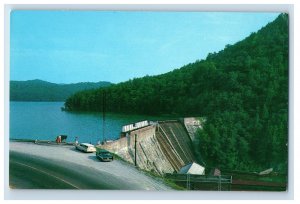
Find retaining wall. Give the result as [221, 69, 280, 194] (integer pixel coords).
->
[99, 121, 195, 175]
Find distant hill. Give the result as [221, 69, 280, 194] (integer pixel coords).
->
[10, 79, 112, 101]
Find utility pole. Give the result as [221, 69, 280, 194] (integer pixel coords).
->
[134, 134, 137, 167]
[102, 90, 106, 143]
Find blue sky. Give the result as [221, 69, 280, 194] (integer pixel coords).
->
[10, 11, 279, 84]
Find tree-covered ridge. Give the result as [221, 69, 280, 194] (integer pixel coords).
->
[10, 79, 112, 101]
[65, 14, 288, 172]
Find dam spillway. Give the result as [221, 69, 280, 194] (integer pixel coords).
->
[99, 120, 196, 176]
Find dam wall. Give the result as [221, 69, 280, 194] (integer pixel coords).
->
[100, 120, 195, 175]
[183, 117, 205, 142]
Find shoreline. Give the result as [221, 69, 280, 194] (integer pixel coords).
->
[9, 138, 76, 146]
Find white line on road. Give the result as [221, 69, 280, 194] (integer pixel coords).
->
[12, 161, 80, 189]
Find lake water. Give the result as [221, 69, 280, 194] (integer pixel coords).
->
[10, 102, 172, 144]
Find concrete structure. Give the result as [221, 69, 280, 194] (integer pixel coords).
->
[99, 120, 196, 176]
[121, 120, 150, 133]
[259, 168, 273, 175]
[183, 117, 205, 142]
[179, 162, 205, 175]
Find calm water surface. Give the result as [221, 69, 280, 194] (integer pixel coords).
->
[10, 102, 171, 144]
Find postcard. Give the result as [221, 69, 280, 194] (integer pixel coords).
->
[9, 10, 288, 192]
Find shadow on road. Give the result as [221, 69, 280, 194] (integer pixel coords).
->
[68, 147, 82, 153]
[88, 155, 99, 162]
[69, 147, 96, 153]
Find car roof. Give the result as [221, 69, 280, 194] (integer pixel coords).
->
[80, 143, 94, 147]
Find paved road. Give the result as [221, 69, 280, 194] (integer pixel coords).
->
[9, 142, 171, 190]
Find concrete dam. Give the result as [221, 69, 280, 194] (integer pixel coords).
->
[99, 120, 196, 176]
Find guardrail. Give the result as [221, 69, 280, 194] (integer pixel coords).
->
[164, 173, 232, 190]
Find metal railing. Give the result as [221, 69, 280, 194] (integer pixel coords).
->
[165, 173, 232, 190]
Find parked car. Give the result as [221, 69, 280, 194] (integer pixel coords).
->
[75, 143, 96, 153]
[96, 149, 114, 162]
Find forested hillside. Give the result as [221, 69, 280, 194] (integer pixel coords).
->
[10, 79, 112, 101]
[65, 14, 288, 172]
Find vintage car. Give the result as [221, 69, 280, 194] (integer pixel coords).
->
[75, 143, 96, 153]
[96, 149, 114, 162]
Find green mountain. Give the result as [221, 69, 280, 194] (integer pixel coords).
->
[10, 79, 112, 101]
[65, 14, 288, 172]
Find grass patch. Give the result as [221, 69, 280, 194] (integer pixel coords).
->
[162, 179, 186, 190]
